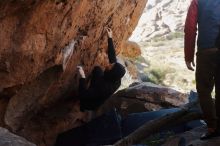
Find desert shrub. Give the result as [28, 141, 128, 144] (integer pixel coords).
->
[166, 32, 184, 40]
[145, 65, 175, 85]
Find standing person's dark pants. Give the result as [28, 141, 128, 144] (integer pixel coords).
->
[196, 49, 220, 130]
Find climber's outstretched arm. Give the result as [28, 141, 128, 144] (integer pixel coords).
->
[106, 27, 117, 64]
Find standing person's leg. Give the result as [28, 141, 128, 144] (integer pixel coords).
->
[215, 52, 220, 131]
[196, 52, 217, 130]
[215, 27, 220, 48]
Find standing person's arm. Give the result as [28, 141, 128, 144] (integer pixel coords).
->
[106, 28, 117, 64]
[184, 0, 198, 71]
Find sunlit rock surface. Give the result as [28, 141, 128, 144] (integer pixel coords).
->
[98, 82, 188, 116]
[0, 0, 147, 145]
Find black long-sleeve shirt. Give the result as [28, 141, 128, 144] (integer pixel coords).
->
[79, 77, 120, 111]
[78, 38, 124, 111]
[108, 38, 117, 64]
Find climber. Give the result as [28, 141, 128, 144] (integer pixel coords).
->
[184, 0, 220, 140]
[77, 27, 126, 112]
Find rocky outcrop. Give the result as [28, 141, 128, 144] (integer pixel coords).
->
[130, 0, 191, 42]
[0, 0, 147, 145]
[163, 126, 220, 146]
[98, 82, 188, 116]
[121, 41, 141, 58]
[0, 127, 36, 146]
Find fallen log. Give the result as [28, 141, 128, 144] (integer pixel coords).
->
[114, 102, 202, 146]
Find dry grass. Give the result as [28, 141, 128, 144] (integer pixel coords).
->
[137, 35, 196, 93]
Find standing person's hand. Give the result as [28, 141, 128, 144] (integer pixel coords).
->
[106, 27, 113, 38]
[77, 65, 86, 78]
[185, 61, 195, 71]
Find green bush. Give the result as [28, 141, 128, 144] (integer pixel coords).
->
[166, 32, 184, 40]
[145, 65, 175, 85]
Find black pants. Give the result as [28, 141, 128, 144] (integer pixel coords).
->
[196, 49, 220, 129]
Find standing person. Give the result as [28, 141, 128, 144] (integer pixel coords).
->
[77, 27, 125, 112]
[216, 27, 220, 48]
[184, 0, 220, 140]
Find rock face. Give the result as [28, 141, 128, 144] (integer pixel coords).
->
[98, 82, 188, 116]
[121, 41, 141, 58]
[0, 0, 147, 146]
[163, 126, 220, 146]
[0, 127, 36, 146]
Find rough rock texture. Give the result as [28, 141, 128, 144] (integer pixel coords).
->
[98, 82, 188, 116]
[0, 0, 147, 146]
[163, 126, 220, 146]
[0, 98, 8, 127]
[121, 41, 141, 58]
[0, 127, 36, 146]
[124, 59, 139, 79]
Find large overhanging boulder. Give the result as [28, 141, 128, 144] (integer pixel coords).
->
[0, 0, 147, 145]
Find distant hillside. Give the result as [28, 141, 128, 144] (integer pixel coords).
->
[128, 0, 196, 92]
[130, 0, 191, 42]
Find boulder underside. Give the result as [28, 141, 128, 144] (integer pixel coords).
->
[0, 0, 147, 145]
